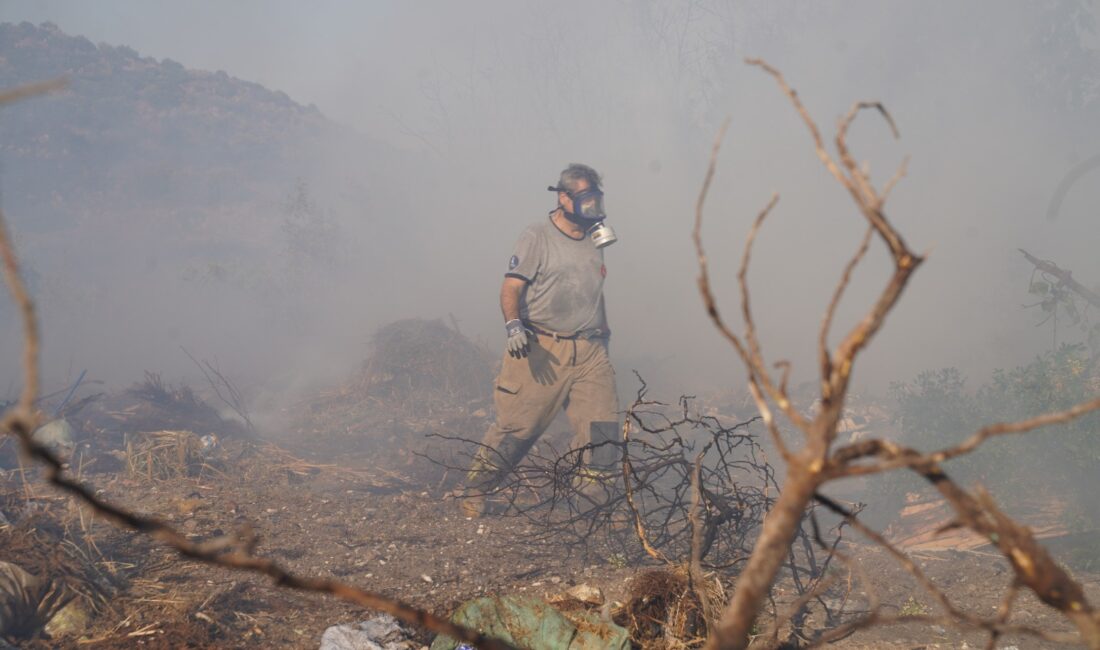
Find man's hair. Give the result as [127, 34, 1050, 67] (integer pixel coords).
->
[558, 163, 602, 194]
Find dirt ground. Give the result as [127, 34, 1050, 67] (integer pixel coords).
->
[0, 333, 1096, 649]
[2, 425, 1097, 649]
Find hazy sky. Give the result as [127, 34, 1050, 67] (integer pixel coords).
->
[2, 1, 1099, 407]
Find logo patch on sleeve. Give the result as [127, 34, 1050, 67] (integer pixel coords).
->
[509, 255, 520, 270]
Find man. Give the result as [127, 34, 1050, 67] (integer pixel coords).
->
[460, 163, 620, 517]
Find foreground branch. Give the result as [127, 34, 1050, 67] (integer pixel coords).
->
[700, 59, 1100, 650]
[704, 57, 921, 650]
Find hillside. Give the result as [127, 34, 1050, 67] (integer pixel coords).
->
[0, 23, 359, 233]
[0, 22, 416, 385]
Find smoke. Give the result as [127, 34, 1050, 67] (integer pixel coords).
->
[0, 1, 1098, 410]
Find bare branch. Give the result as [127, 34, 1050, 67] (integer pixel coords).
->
[832, 394, 1100, 478]
[834, 101, 900, 206]
[181, 346, 256, 433]
[693, 118, 749, 366]
[737, 194, 810, 429]
[818, 226, 873, 395]
[812, 493, 1044, 639]
[621, 413, 671, 563]
[743, 59, 847, 188]
[880, 156, 910, 203]
[985, 580, 1022, 650]
[746, 58, 922, 423]
[0, 207, 39, 424]
[829, 439, 1100, 646]
[688, 450, 716, 632]
[697, 56, 1100, 650]
[934, 393, 1100, 461]
[692, 120, 793, 462]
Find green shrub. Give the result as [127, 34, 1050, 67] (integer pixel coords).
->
[872, 344, 1100, 530]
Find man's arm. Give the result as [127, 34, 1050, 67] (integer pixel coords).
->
[500, 275, 527, 323]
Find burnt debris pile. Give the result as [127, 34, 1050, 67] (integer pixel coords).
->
[291, 318, 496, 479]
[359, 318, 494, 417]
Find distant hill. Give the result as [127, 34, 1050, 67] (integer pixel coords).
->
[0, 21, 364, 236]
[0, 22, 428, 385]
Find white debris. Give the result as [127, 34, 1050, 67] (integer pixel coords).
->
[565, 583, 604, 605]
[319, 614, 416, 650]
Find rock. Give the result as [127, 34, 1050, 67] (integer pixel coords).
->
[0, 561, 79, 639]
[43, 600, 91, 637]
[32, 418, 74, 449]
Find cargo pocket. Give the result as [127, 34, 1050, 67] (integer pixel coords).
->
[496, 378, 522, 395]
[493, 377, 525, 432]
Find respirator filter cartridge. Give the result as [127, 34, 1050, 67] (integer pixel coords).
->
[589, 222, 617, 248]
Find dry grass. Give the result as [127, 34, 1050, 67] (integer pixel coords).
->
[620, 567, 726, 649]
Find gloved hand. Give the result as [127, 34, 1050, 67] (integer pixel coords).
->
[505, 319, 532, 358]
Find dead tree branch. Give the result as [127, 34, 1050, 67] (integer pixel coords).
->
[701, 58, 922, 650]
[622, 406, 672, 564]
[698, 60, 1100, 649]
[692, 133, 794, 463]
[181, 346, 256, 434]
[433, 385, 782, 569]
[429, 378, 856, 645]
[818, 226, 873, 395]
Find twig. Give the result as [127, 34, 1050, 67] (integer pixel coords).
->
[691, 122, 793, 463]
[688, 450, 714, 630]
[818, 227, 872, 397]
[621, 408, 671, 563]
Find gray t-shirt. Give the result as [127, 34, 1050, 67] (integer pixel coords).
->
[506, 217, 609, 335]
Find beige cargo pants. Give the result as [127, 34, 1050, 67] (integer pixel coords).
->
[467, 332, 620, 492]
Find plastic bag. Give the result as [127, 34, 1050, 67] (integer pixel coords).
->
[430, 595, 629, 650]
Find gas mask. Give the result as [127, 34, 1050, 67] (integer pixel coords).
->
[548, 185, 618, 248]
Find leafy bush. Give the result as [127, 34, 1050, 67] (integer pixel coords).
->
[872, 344, 1100, 530]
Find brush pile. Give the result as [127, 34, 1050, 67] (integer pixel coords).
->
[357, 318, 494, 416]
[279, 318, 497, 487]
[0, 373, 252, 475]
[290, 319, 495, 472]
[81, 372, 251, 446]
